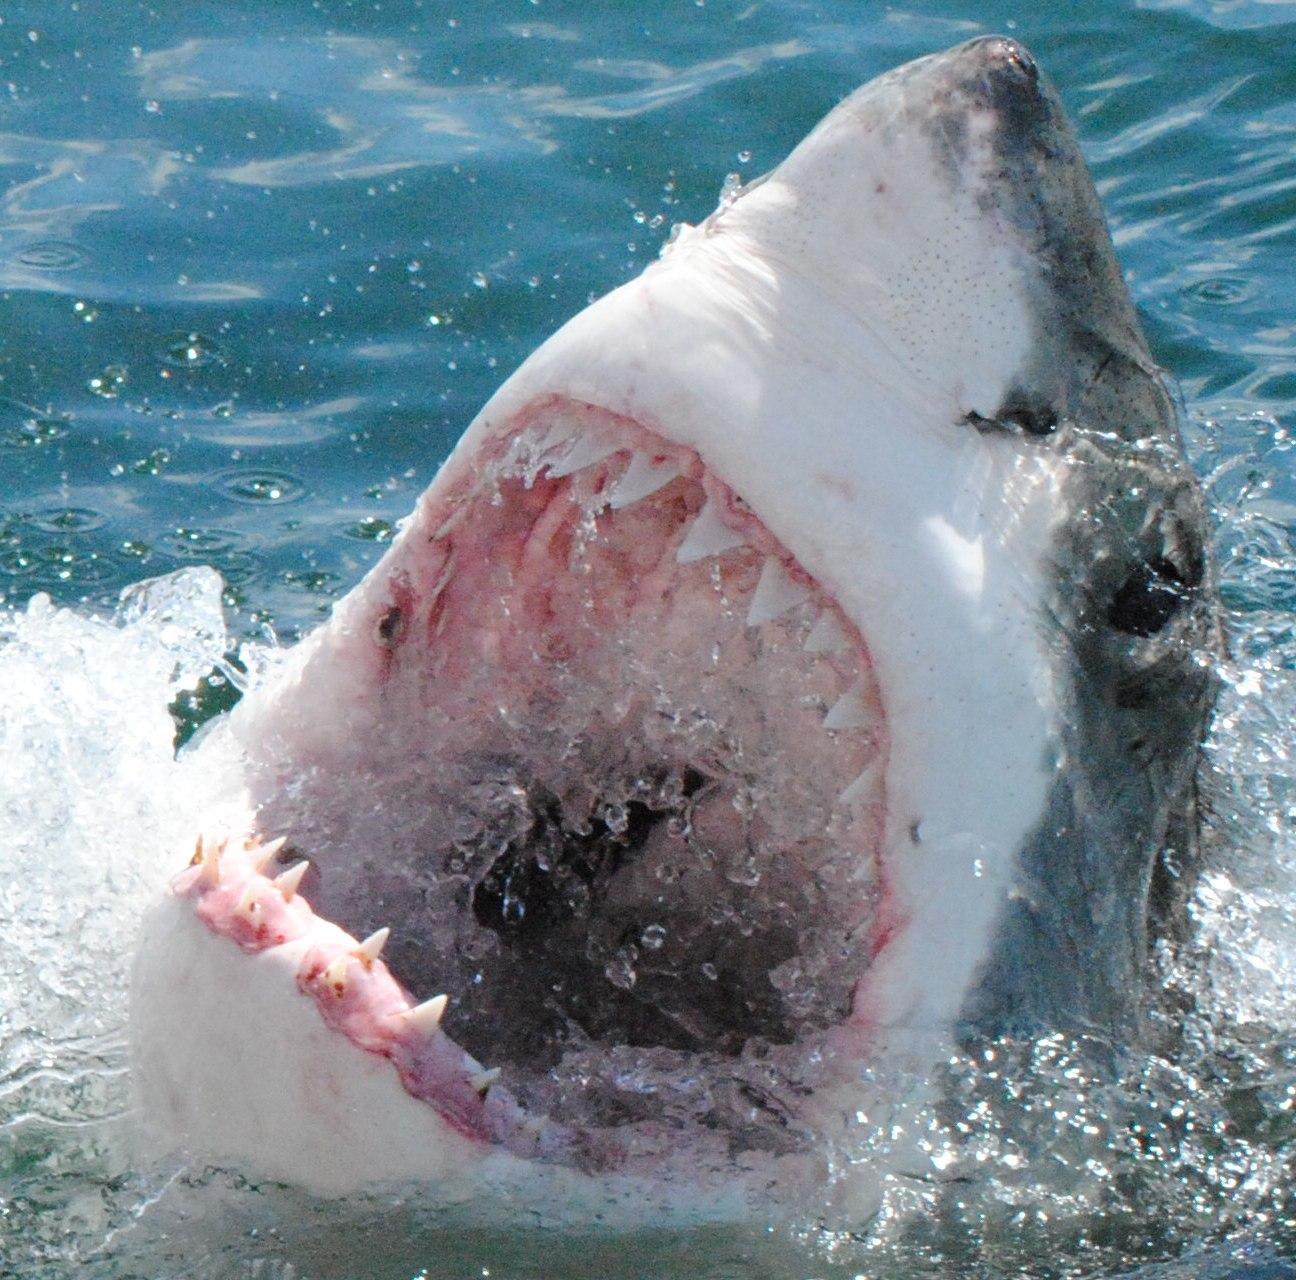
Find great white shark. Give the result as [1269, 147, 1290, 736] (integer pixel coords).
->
[131, 36, 1221, 1217]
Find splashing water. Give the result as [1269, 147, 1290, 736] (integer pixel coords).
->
[0, 396, 1293, 1279]
[2, 0, 1295, 1272]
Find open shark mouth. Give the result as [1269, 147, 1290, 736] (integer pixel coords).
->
[170, 401, 889, 1168]
[133, 35, 1221, 1207]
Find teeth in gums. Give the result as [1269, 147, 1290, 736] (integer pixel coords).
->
[235, 883, 261, 921]
[824, 681, 872, 731]
[323, 956, 349, 997]
[402, 994, 448, 1035]
[545, 435, 620, 479]
[432, 505, 468, 541]
[839, 759, 882, 807]
[195, 835, 224, 887]
[536, 422, 576, 456]
[470, 1067, 502, 1095]
[250, 835, 288, 872]
[606, 451, 681, 509]
[274, 860, 310, 901]
[428, 556, 455, 603]
[805, 609, 851, 654]
[747, 556, 812, 626]
[676, 498, 747, 564]
[354, 927, 390, 966]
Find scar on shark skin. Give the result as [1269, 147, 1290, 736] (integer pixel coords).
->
[131, 36, 1221, 1220]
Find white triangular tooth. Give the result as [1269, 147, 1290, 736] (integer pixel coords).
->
[747, 556, 812, 626]
[536, 421, 577, 457]
[470, 1067, 502, 1094]
[607, 452, 681, 509]
[274, 860, 309, 901]
[431, 505, 467, 541]
[250, 835, 288, 872]
[427, 555, 455, 604]
[196, 836, 222, 887]
[355, 927, 390, 965]
[839, 759, 882, 807]
[805, 609, 851, 654]
[824, 681, 872, 731]
[676, 498, 746, 564]
[323, 956, 349, 995]
[546, 435, 620, 479]
[235, 883, 260, 920]
[402, 993, 448, 1035]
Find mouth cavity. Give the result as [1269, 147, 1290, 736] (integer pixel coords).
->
[175, 400, 891, 1169]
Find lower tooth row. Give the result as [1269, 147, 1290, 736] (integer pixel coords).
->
[188, 833, 499, 1099]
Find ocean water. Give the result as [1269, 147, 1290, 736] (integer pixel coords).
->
[1, 0, 1295, 1276]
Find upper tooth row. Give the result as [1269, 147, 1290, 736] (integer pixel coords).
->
[542, 437, 846, 637]
[608, 452, 681, 509]
[539, 432, 877, 805]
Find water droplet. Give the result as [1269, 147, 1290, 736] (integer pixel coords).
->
[14, 241, 85, 271]
[166, 527, 244, 558]
[0, 399, 68, 450]
[640, 924, 667, 951]
[32, 507, 106, 534]
[0, 548, 36, 576]
[131, 448, 171, 475]
[344, 516, 394, 543]
[1185, 277, 1251, 307]
[87, 365, 127, 398]
[718, 172, 743, 208]
[604, 946, 638, 991]
[161, 331, 223, 369]
[281, 568, 340, 596]
[211, 468, 306, 505]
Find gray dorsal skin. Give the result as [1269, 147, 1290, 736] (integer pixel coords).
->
[922, 40, 1223, 1036]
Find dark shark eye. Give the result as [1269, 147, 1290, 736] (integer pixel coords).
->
[999, 402, 1057, 437]
[960, 397, 1057, 437]
[1108, 557, 1191, 637]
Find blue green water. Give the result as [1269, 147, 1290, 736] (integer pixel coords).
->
[2, 1, 1296, 1276]
[2, 0, 1292, 638]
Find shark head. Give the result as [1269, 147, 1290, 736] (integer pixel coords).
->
[131, 37, 1220, 1211]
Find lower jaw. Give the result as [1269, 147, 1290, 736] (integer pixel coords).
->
[172, 398, 893, 1170]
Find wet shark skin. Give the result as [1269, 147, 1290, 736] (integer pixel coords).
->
[130, 36, 1221, 1214]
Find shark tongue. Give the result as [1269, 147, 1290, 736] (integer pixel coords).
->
[232, 402, 889, 1140]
